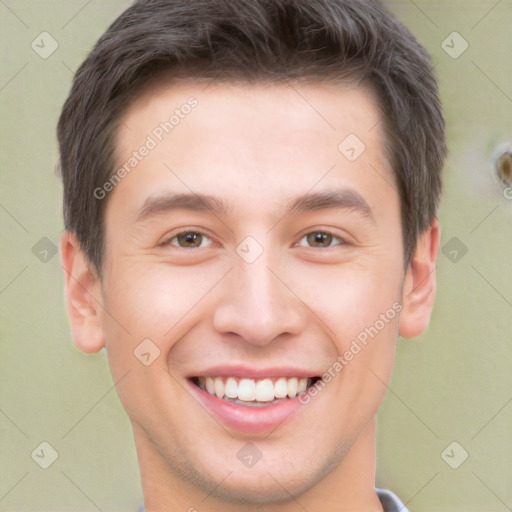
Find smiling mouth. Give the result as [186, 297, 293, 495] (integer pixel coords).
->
[190, 376, 321, 407]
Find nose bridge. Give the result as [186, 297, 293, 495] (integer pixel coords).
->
[241, 256, 278, 315]
[212, 246, 304, 344]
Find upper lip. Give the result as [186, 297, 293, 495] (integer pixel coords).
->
[188, 365, 321, 379]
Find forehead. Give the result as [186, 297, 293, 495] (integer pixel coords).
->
[111, 79, 396, 220]
[119, 77, 384, 150]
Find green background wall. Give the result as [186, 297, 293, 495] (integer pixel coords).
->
[1, 1, 511, 510]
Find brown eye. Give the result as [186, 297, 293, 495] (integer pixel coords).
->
[307, 232, 333, 247]
[297, 231, 343, 248]
[169, 231, 212, 248]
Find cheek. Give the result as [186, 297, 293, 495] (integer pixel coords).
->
[101, 259, 229, 340]
[287, 256, 402, 402]
[289, 259, 402, 340]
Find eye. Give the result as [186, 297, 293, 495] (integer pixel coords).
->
[296, 231, 345, 249]
[164, 231, 213, 249]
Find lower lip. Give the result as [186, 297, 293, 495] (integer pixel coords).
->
[189, 381, 304, 434]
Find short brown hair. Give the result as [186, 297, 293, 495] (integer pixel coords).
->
[57, 0, 446, 275]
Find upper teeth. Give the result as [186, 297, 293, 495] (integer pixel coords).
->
[197, 377, 309, 402]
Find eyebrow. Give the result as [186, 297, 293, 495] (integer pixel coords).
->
[135, 189, 374, 224]
[288, 189, 375, 222]
[136, 192, 229, 222]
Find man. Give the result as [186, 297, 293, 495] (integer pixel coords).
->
[58, 0, 445, 510]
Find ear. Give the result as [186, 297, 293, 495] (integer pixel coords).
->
[399, 218, 440, 339]
[60, 231, 105, 353]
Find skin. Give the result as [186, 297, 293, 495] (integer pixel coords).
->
[61, 80, 439, 512]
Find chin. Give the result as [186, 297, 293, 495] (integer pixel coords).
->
[171, 449, 341, 506]
[203, 472, 316, 505]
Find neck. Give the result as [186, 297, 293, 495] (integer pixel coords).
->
[134, 417, 383, 512]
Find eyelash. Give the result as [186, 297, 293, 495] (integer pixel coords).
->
[161, 229, 347, 250]
[161, 231, 215, 249]
[295, 231, 346, 249]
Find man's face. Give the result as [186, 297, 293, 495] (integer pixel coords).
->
[96, 81, 406, 501]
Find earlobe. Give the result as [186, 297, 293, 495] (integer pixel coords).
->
[60, 231, 105, 353]
[398, 218, 440, 339]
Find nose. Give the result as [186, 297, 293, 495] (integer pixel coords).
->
[212, 251, 305, 346]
